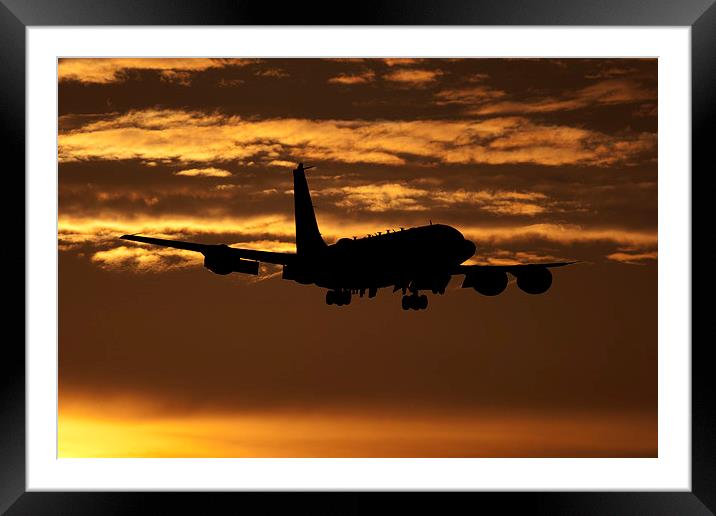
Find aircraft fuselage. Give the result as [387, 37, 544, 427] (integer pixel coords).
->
[282, 223, 476, 292]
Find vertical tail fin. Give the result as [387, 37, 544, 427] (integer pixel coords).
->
[293, 163, 327, 256]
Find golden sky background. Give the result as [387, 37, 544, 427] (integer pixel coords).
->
[58, 58, 657, 457]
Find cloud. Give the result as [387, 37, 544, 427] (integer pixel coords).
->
[91, 245, 202, 272]
[58, 213, 296, 252]
[461, 224, 657, 250]
[479, 201, 546, 216]
[469, 79, 656, 115]
[382, 58, 424, 67]
[58, 109, 655, 168]
[323, 58, 366, 63]
[217, 78, 245, 88]
[323, 184, 427, 212]
[327, 71, 376, 85]
[228, 240, 297, 253]
[84, 189, 161, 206]
[442, 130, 656, 167]
[59, 208, 657, 270]
[435, 86, 507, 105]
[174, 167, 232, 178]
[215, 184, 239, 191]
[606, 251, 658, 264]
[89, 238, 299, 273]
[158, 70, 194, 86]
[58, 58, 248, 84]
[255, 68, 289, 78]
[384, 69, 442, 84]
[585, 66, 640, 79]
[465, 249, 569, 266]
[634, 103, 658, 117]
[315, 183, 550, 215]
[267, 160, 296, 168]
[466, 73, 490, 82]
[59, 182, 252, 213]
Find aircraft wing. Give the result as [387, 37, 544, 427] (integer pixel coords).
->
[455, 261, 577, 275]
[119, 234, 295, 265]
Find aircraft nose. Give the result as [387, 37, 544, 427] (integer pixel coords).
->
[461, 239, 476, 260]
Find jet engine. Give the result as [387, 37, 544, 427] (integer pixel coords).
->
[463, 270, 508, 296]
[282, 263, 314, 284]
[203, 248, 259, 276]
[515, 266, 552, 294]
[204, 254, 233, 275]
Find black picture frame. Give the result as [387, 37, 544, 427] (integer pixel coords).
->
[2, 1, 711, 514]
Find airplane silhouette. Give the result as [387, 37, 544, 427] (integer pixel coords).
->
[121, 163, 575, 310]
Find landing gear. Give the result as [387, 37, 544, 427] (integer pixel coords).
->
[401, 295, 410, 310]
[401, 293, 428, 311]
[326, 289, 351, 306]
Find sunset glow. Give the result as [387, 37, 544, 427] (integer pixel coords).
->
[59, 58, 657, 457]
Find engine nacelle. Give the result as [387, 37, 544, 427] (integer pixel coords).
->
[463, 270, 508, 296]
[515, 266, 552, 294]
[282, 263, 314, 284]
[204, 255, 233, 275]
[203, 251, 259, 276]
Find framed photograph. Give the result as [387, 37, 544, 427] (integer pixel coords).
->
[4, 0, 710, 513]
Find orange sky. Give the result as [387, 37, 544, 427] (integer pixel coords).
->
[58, 58, 657, 457]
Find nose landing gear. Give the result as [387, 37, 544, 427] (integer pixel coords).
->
[402, 293, 428, 311]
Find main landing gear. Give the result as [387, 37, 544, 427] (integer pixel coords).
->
[402, 293, 428, 311]
[326, 289, 351, 306]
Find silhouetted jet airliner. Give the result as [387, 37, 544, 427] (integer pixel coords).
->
[121, 163, 575, 310]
